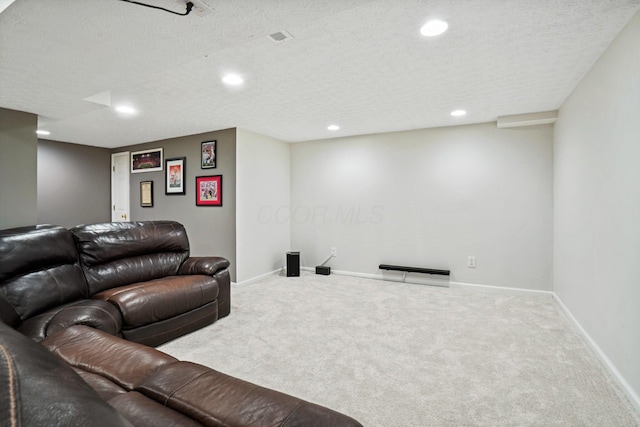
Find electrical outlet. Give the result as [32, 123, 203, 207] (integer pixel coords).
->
[467, 256, 476, 268]
[330, 247, 337, 257]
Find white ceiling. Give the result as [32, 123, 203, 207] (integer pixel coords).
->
[1, 0, 639, 148]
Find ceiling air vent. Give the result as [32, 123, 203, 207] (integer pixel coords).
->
[269, 31, 293, 43]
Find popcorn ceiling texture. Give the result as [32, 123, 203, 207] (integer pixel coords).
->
[159, 273, 640, 426]
[1, 0, 639, 147]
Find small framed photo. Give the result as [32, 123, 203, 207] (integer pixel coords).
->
[140, 181, 153, 207]
[201, 140, 217, 169]
[196, 175, 222, 206]
[131, 148, 163, 173]
[165, 157, 186, 195]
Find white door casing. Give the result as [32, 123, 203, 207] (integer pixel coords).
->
[111, 152, 130, 222]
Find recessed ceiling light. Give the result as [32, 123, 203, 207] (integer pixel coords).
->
[115, 105, 137, 114]
[327, 125, 340, 131]
[451, 109, 467, 117]
[222, 74, 244, 86]
[36, 130, 50, 136]
[420, 19, 448, 37]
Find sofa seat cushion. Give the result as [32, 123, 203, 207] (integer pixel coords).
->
[17, 299, 123, 342]
[93, 275, 219, 328]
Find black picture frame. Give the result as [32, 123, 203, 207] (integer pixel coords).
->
[165, 157, 186, 195]
[201, 140, 217, 169]
[140, 181, 153, 207]
[195, 175, 222, 206]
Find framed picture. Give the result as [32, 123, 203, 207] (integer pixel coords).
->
[140, 181, 153, 207]
[165, 157, 186, 195]
[131, 148, 163, 173]
[201, 140, 217, 169]
[196, 175, 222, 206]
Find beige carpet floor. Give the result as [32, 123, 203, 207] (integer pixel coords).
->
[159, 273, 640, 426]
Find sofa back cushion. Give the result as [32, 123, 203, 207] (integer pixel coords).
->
[71, 221, 190, 295]
[0, 225, 88, 327]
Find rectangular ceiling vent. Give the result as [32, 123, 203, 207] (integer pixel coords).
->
[269, 30, 293, 43]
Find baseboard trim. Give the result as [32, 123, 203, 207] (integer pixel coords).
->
[553, 293, 640, 414]
[450, 281, 555, 297]
[233, 268, 284, 286]
[302, 267, 450, 287]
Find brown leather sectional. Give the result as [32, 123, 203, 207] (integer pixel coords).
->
[0, 221, 362, 427]
[1, 221, 230, 346]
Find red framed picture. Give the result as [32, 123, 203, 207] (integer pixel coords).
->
[196, 175, 222, 206]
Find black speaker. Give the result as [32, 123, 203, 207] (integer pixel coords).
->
[315, 265, 331, 275]
[286, 251, 300, 277]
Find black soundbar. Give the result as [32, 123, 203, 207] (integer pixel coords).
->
[379, 264, 450, 276]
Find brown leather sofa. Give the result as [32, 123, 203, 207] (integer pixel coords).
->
[0, 221, 230, 346]
[0, 321, 362, 426]
[0, 222, 363, 426]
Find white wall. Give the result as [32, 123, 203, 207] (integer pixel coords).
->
[291, 122, 553, 290]
[236, 128, 291, 283]
[554, 10, 640, 407]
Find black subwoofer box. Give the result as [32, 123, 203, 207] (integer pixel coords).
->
[286, 251, 300, 277]
[315, 266, 331, 275]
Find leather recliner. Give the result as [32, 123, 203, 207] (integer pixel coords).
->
[0, 221, 230, 346]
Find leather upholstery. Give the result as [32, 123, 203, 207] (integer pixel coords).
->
[17, 299, 123, 342]
[71, 221, 191, 295]
[41, 326, 363, 427]
[0, 225, 88, 327]
[0, 321, 132, 427]
[120, 302, 218, 347]
[1, 221, 231, 345]
[94, 275, 218, 328]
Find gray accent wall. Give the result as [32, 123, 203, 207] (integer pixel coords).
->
[37, 139, 111, 228]
[118, 128, 237, 281]
[554, 10, 640, 409]
[0, 107, 37, 229]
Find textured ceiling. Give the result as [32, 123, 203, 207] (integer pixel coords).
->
[1, 0, 639, 148]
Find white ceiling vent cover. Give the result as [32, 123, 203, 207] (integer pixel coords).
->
[269, 31, 294, 43]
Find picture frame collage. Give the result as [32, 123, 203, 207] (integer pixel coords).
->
[132, 141, 222, 207]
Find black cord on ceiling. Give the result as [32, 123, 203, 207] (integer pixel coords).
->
[118, 0, 194, 16]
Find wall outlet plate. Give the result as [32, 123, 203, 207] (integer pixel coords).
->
[467, 256, 476, 268]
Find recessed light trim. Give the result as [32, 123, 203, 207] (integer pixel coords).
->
[327, 125, 340, 131]
[420, 19, 448, 37]
[115, 105, 137, 114]
[36, 130, 50, 136]
[451, 109, 467, 117]
[222, 74, 244, 86]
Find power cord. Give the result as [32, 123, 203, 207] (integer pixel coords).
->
[118, 0, 194, 16]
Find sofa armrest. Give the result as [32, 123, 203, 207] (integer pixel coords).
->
[178, 257, 229, 276]
[137, 361, 363, 427]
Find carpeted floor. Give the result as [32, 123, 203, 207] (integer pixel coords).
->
[159, 272, 640, 426]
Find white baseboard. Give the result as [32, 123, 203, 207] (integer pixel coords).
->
[553, 294, 640, 414]
[450, 280, 555, 297]
[302, 266, 450, 287]
[233, 268, 284, 286]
